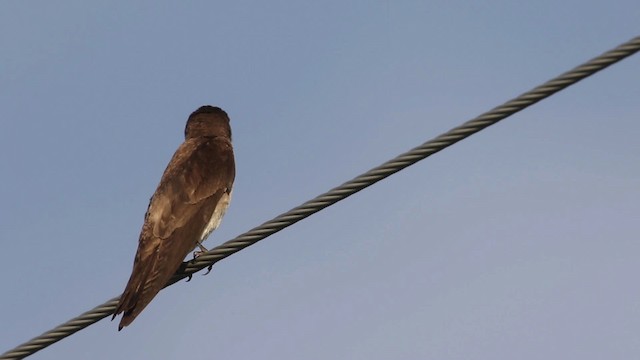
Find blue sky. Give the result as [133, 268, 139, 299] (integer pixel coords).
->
[1, 1, 639, 359]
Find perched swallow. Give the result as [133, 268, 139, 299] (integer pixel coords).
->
[113, 106, 235, 330]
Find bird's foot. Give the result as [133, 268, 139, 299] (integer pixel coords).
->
[191, 242, 214, 276]
[192, 243, 209, 259]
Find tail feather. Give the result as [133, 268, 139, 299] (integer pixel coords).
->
[113, 244, 160, 330]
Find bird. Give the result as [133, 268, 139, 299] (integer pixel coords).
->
[112, 105, 235, 330]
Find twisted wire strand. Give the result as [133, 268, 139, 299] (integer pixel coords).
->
[2, 35, 639, 360]
[178, 35, 640, 277]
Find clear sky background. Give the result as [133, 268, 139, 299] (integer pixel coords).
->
[1, 2, 639, 359]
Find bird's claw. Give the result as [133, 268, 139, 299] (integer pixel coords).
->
[186, 274, 193, 282]
[202, 265, 213, 276]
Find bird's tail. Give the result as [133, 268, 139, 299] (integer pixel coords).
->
[112, 244, 166, 330]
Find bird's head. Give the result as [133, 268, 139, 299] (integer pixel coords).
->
[185, 105, 232, 140]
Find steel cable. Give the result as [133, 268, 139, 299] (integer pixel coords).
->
[2, 35, 639, 360]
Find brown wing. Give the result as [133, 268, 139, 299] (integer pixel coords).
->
[113, 136, 234, 329]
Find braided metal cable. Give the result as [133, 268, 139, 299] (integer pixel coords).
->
[2, 35, 639, 360]
[177, 35, 640, 277]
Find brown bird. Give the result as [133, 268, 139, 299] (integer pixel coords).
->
[113, 105, 235, 330]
